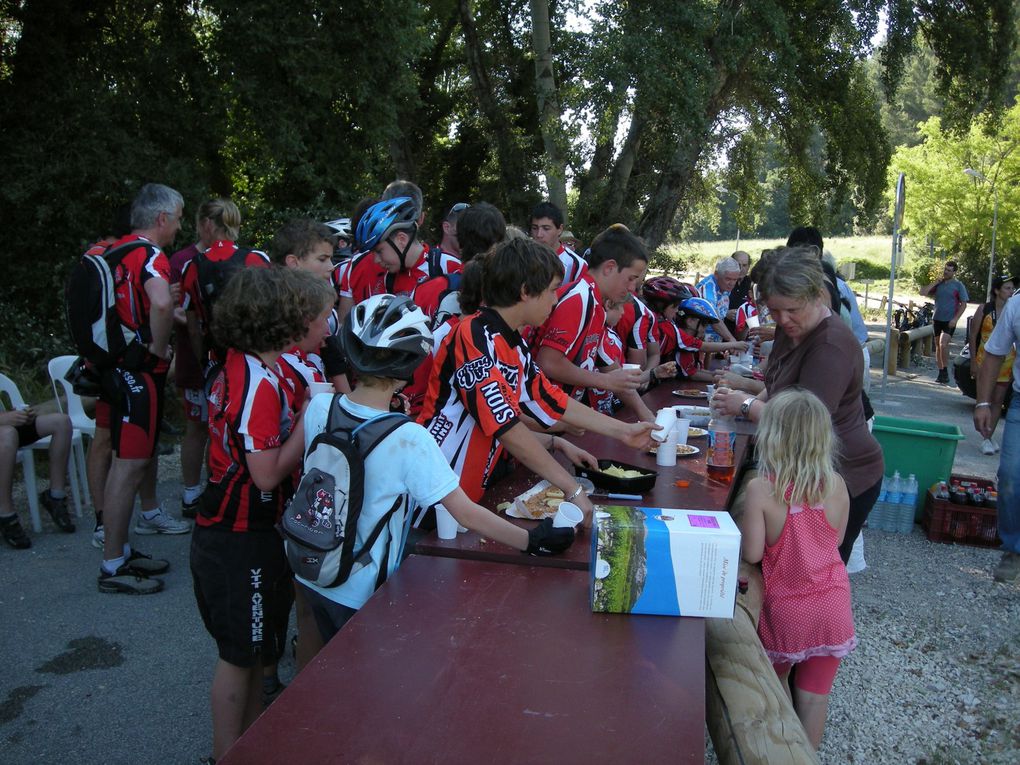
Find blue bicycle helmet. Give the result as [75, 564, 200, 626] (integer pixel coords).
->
[679, 296, 720, 323]
[355, 197, 419, 267]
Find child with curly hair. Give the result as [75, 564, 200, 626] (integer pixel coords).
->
[189, 267, 311, 762]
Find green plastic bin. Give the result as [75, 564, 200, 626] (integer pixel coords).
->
[872, 415, 964, 520]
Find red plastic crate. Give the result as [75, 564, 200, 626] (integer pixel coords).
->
[922, 474, 1000, 548]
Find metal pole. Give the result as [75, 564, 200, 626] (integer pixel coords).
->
[987, 188, 998, 300]
[735, 226, 740, 252]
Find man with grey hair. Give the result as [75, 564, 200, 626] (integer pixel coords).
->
[95, 183, 183, 594]
[697, 257, 740, 342]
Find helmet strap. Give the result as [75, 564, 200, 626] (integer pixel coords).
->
[389, 222, 419, 271]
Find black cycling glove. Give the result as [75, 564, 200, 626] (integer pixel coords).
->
[320, 335, 349, 378]
[525, 518, 575, 556]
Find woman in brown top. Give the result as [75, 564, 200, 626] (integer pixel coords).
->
[714, 247, 884, 562]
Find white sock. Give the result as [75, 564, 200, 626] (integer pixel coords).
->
[142, 507, 162, 520]
[102, 556, 126, 575]
[183, 485, 203, 503]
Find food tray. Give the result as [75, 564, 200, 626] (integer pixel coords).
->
[575, 459, 657, 494]
[506, 480, 559, 520]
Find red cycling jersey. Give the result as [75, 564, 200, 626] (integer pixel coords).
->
[200, 349, 297, 532]
[530, 271, 606, 400]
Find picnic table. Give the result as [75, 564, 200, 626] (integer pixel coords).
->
[415, 381, 755, 569]
[221, 556, 706, 764]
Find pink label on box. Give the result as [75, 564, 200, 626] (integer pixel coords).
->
[688, 514, 720, 529]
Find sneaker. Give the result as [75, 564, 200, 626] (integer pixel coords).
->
[97, 566, 164, 595]
[40, 491, 75, 533]
[134, 508, 191, 535]
[982, 438, 998, 455]
[1, 515, 31, 549]
[993, 552, 1020, 583]
[181, 496, 201, 520]
[122, 549, 170, 576]
[91, 524, 105, 549]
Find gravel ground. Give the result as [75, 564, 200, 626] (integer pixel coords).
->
[4, 326, 1018, 764]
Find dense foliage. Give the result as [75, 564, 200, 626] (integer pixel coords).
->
[0, 0, 1015, 370]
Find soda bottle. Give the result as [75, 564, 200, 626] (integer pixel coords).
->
[706, 413, 736, 483]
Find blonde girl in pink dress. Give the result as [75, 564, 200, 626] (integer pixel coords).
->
[739, 388, 856, 750]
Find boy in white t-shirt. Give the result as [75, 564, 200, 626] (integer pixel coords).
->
[296, 294, 574, 644]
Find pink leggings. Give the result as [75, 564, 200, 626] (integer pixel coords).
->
[772, 655, 842, 695]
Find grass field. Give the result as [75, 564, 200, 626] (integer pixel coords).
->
[659, 235, 932, 315]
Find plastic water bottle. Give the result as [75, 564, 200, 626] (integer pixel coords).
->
[899, 474, 919, 533]
[886, 471, 903, 504]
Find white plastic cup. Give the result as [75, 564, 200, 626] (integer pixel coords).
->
[552, 501, 583, 529]
[652, 407, 677, 442]
[746, 314, 760, 329]
[622, 363, 641, 371]
[309, 381, 335, 398]
[435, 504, 459, 540]
[674, 418, 691, 446]
[655, 429, 679, 467]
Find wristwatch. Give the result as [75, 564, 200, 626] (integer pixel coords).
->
[740, 397, 756, 417]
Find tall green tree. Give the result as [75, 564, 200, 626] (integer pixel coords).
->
[890, 102, 1020, 297]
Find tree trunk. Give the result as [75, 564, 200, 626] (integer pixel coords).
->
[530, 0, 567, 214]
[458, 0, 532, 221]
[604, 108, 648, 224]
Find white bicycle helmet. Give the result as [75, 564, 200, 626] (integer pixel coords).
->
[324, 217, 352, 241]
[341, 294, 433, 379]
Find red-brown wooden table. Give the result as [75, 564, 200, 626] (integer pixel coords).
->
[222, 556, 705, 764]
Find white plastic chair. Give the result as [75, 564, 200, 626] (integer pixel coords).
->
[1, 371, 84, 532]
[47, 356, 94, 506]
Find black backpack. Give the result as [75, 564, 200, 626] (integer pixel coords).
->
[193, 245, 256, 323]
[280, 399, 410, 588]
[64, 240, 153, 377]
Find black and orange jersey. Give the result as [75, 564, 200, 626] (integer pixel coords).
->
[418, 307, 569, 502]
[199, 349, 296, 532]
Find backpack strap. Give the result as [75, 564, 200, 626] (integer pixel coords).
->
[324, 397, 411, 586]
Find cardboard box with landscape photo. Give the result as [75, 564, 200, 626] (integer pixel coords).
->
[591, 506, 741, 619]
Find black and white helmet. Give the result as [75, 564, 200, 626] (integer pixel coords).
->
[324, 217, 352, 242]
[341, 294, 433, 380]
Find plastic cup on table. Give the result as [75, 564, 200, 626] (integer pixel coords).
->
[652, 407, 677, 442]
[552, 502, 583, 529]
[308, 381, 335, 398]
[435, 504, 459, 540]
[674, 419, 691, 446]
[655, 429, 679, 467]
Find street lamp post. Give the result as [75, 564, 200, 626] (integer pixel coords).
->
[964, 167, 999, 300]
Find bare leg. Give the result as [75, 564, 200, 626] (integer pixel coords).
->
[87, 427, 112, 522]
[181, 418, 207, 488]
[936, 332, 951, 370]
[0, 426, 17, 516]
[210, 659, 263, 759]
[102, 456, 148, 562]
[34, 413, 71, 494]
[295, 583, 324, 671]
[139, 455, 159, 512]
[793, 686, 831, 750]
